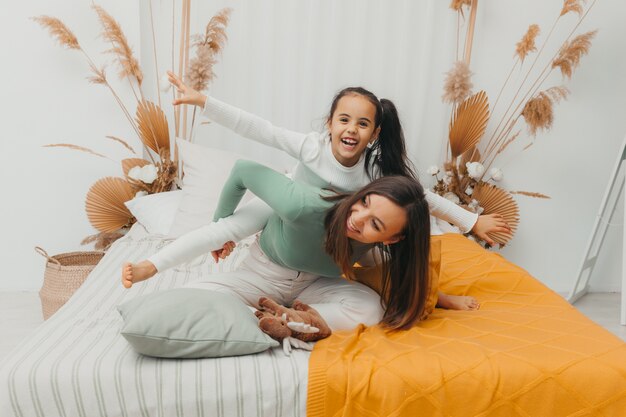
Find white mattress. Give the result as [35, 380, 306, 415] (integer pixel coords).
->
[0, 226, 309, 417]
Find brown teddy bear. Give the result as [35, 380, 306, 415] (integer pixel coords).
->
[255, 297, 332, 354]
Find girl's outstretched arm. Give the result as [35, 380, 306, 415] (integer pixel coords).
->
[425, 190, 478, 233]
[168, 70, 207, 106]
[167, 71, 321, 163]
[426, 190, 510, 245]
[470, 214, 511, 246]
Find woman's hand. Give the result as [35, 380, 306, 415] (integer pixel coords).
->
[211, 241, 236, 263]
[471, 213, 511, 246]
[167, 70, 207, 107]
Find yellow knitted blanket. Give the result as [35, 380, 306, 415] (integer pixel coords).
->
[307, 234, 626, 417]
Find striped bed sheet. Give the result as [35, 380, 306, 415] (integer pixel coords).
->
[0, 226, 309, 417]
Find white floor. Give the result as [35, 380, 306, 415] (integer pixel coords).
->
[0, 291, 624, 360]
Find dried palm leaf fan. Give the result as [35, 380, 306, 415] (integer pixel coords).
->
[473, 183, 520, 246]
[449, 91, 490, 158]
[121, 158, 151, 177]
[85, 177, 135, 232]
[136, 100, 170, 155]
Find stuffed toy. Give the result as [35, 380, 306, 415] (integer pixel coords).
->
[255, 297, 332, 355]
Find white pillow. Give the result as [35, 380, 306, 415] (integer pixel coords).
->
[168, 138, 257, 238]
[125, 190, 183, 235]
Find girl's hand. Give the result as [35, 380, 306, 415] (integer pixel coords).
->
[211, 241, 236, 263]
[471, 213, 511, 246]
[166, 70, 207, 107]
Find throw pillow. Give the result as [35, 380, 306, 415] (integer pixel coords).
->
[117, 289, 279, 358]
[125, 190, 183, 235]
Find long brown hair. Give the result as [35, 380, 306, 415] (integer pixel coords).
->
[324, 176, 431, 330]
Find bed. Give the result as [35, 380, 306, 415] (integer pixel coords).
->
[2, 230, 625, 417]
[0, 225, 310, 417]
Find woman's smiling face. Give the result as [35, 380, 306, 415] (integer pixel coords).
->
[345, 193, 407, 245]
[327, 94, 380, 168]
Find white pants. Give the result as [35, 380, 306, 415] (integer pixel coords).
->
[185, 239, 384, 331]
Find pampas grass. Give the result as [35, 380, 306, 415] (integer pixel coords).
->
[203, 8, 231, 52]
[185, 8, 232, 139]
[510, 191, 551, 198]
[481, 28, 594, 168]
[521, 93, 553, 135]
[496, 131, 521, 154]
[81, 231, 126, 251]
[186, 46, 217, 93]
[33, 12, 151, 158]
[552, 30, 596, 79]
[186, 7, 232, 91]
[106, 136, 137, 155]
[515, 24, 541, 62]
[34, 3, 233, 243]
[43, 144, 111, 160]
[480, 2, 595, 167]
[450, 0, 471, 12]
[521, 86, 569, 135]
[434, 0, 597, 248]
[491, 24, 540, 114]
[443, 60, 473, 104]
[561, 0, 585, 17]
[31, 16, 79, 49]
[92, 4, 143, 86]
[86, 63, 107, 85]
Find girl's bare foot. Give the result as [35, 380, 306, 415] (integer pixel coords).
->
[437, 292, 480, 311]
[121, 260, 158, 288]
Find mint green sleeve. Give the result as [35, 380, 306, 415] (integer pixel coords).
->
[212, 160, 308, 223]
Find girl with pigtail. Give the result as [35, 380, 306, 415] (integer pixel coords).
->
[166, 72, 508, 308]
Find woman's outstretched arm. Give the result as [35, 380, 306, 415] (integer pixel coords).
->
[213, 159, 313, 224]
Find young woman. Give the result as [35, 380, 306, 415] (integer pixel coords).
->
[123, 160, 431, 342]
[164, 71, 510, 309]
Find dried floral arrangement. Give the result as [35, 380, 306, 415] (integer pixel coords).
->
[34, 2, 232, 250]
[433, 0, 597, 247]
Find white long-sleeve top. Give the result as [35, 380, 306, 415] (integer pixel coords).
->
[201, 96, 478, 232]
[148, 97, 477, 272]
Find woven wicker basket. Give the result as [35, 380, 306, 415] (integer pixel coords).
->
[35, 246, 105, 320]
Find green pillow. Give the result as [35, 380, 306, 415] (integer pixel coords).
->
[117, 289, 279, 358]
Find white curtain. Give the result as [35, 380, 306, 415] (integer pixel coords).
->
[140, 0, 626, 292]
[141, 0, 456, 174]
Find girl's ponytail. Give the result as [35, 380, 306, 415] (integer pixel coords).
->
[365, 99, 417, 181]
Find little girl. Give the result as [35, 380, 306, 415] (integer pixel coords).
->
[164, 71, 510, 310]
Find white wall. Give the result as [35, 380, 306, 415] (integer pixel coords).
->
[2, 0, 625, 294]
[467, 0, 626, 292]
[0, 0, 141, 290]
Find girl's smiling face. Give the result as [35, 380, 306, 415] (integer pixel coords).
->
[327, 94, 380, 167]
